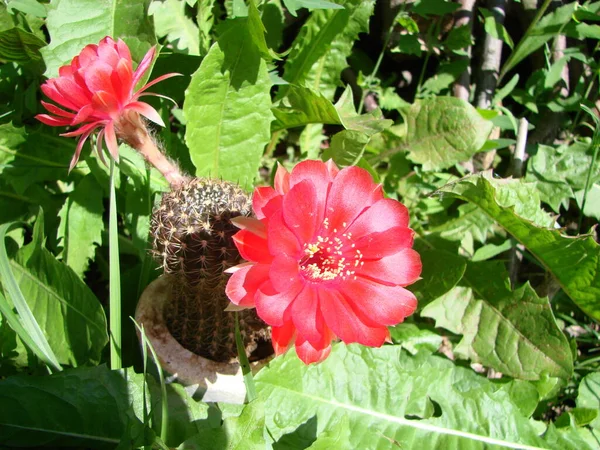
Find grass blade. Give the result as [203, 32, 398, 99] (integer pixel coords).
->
[109, 159, 122, 369]
[0, 223, 62, 372]
[235, 312, 256, 402]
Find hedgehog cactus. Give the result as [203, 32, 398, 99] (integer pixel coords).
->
[150, 178, 269, 362]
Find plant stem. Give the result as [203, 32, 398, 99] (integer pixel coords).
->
[109, 159, 122, 370]
[498, 0, 552, 83]
[235, 312, 256, 402]
[452, 0, 476, 101]
[509, 118, 528, 287]
[578, 106, 600, 234]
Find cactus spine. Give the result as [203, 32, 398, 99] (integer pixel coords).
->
[150, 178, 269, 362]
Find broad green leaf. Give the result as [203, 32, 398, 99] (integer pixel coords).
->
[420, 60, 469, 96]
[184, 19, 273, 189]
[577, 373, 600, 430]
[57, 175, 104, 278]
[422, 260, 573, 380]
[400, 97, 493, 170]
[526, 142, 600, 192]
[444, 24, 473, 50]
[282, 0, 354, 86]
[409, 236, 467, 308]
[272, 85, 342, 131]
[256, 345, 555, 449]
[149, 0, 199, 55]
[322, 130, 369, 166]
[432, 203, 496, 244]
[0, 27, 46, 63]
[575, 184, 600, 221]
[0, 123, 73, 194]
[247, 0, 281, 60]
[180, 399, 265, 449]
[197, 0, 216, 55]
[389, 323, 443, 355]
[282, 0, 344, 17]
[41, 0, 156, 78]
[438, 173, 600, 322]
[0, 222, 61, 373]
[499, 2, 577, 81]
[304, 0, 375, 100]
[480, 7, 514, 49]
[9, 225, 108, 366]
[6, 0, 47, 17]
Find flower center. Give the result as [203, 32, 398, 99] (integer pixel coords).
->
[299, 227, 363, 283]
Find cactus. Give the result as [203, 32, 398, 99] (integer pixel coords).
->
[150, 178, 270, 362]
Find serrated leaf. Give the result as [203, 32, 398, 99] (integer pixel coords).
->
[282, 0, 344, 17]
[6, 0, 47, 17]
[272, 85, 342, 131]
[0, 27, 46, 63]
[7, 226, 108, 366]
[401, 97, 493, 170]
[438, 172, 600, 322]
[184, 19, 273, 189]
[500, 2, 577, 81]
[422, 260, 573, 380]
[256, 345, 557, 449]
[282, 1, 353, 85]
[247, 0, 281, 60]
[389, 323, 443, 355]
[57, 175, 104, 278]
[420, 60, 469, 95]
[409, 236, 467, 307]
[180, 399, 265, 449]
[432, 203, 496, 244]
[197, 0, 216, 55]
[304, 0, 375, 100]
[41, 0, 156, 78]
[322, 130, 369, 166]
[149, 0, 200, 55]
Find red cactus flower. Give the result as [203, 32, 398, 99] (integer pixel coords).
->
[36, 36, 179, 171]
[226, 160, 422, 364]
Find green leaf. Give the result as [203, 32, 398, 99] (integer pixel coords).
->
[6, 0, 47, 17]
[444, 24, 473, 50]
[282, 0, 354, 85]
[577, 373, 600, 430]
[282, 0, 344, 17]
[41, 0, 156, 78]
[247, 0, 281, 60]
[389, 323, 443, 355]
[304, 0, 375, 100]
[0, 123, 73, 194]
[409, 237, 467, 308]
[420, 60, 469, 95]
[575, 184, 600, 221]
[322, 130, 369, 167]
[437, 172, 600, 322]
[422, 260, 573, 380]
[180, 399, 265, 449]
[411, 0, 459, 16]
[57, 175, 104, 278]
[184, 19, 273, 189]
[272, 85, 342, 131]
[400, 97, 493, 171]
[9, 222, 108, 366]
[0, 27, 46, 63]
[494, 74, 520, 105]
[0, 366, 137, 447]
[149, 0, 200, 55]
[500, 2, 576, 81]
[197, 0, 216, 56]
[480, 7, 514, 49]
[256, 345, 555, 449]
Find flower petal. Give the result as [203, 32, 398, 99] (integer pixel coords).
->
[291, 285, 331, 347]
[282, 179, 324, 244]
[230, 216, 266, 239]
[267, 210, 301, 257]
[134, 72, 182, 96]
[255, 278, 302, 326]
[289, 159, 332, 193]
[132, 45, 156, 88]
[339, 276, 417, 326]
[294, 336, 331, 364]
[41, 101, 75, 119]
[274, 162, 290, 194]
[126, 101, 165, 127]
[232, 229, 272, 264]
[352, 226, 414, 260]
[319, 288, 390, 346]
[36, 114, 72, 127]
[357, 248, 422, 286]
[269, 254, 301, 293]
[252, 186, 280, 220]
[83, 61, 115, 96]
[271, 320, 296, 356]
[347, 198, 409, 237]
[116, 38, 132, 63]
[324, 166, 384, 232]
[225, 263, 270, 307]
